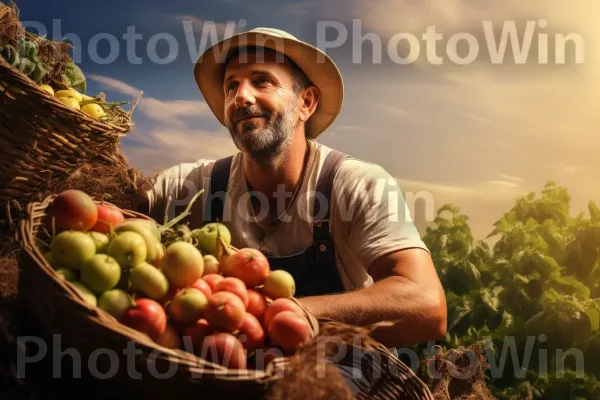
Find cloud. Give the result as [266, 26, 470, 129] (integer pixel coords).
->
[496, 173, 522, 182]
[123, 128, 237, 174]
[487, 180, 519, 188]
[86, 74, 235, 174]
[88, 74, 211, 126]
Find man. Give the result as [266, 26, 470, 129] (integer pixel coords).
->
[136, 28, 446, 349]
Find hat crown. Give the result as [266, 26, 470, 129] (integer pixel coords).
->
[247, 27, 297, 40]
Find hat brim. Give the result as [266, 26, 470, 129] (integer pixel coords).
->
[193, 30, 344, 139]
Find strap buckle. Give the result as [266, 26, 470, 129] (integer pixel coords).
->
[314, 239, 334, 263]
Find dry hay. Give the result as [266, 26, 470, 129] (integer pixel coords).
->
[263, 324, 359, 400]
[424, 343, 496, 400]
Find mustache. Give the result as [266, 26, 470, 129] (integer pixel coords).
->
[231, 106, 269, 123]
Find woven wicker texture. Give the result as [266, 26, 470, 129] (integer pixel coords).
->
[16, 195, 436, 399]
[0, 54, 138, 205]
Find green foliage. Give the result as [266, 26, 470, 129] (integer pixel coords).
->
[61, 62, 86, 93]
[1, 38, 51, 84]
[420, 180, 600, 399]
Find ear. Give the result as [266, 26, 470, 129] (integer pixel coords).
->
[298, 85, 320, 123]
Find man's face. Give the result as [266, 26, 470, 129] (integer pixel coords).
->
[223, 48, 300, 158]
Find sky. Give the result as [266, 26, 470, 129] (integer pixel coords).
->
[7, 0, 599, 241]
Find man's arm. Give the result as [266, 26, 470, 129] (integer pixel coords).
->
[298, 247, 446, 348]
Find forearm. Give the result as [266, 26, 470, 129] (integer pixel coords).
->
[298, 276, 446, 348]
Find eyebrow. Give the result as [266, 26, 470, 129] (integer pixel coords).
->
[224, 69, 277, 85]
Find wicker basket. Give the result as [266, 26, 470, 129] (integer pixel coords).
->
[17, 195, 435, 399]
[0, 54, 138, 205]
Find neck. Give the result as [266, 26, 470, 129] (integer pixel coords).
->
[243, 134, 309, 202]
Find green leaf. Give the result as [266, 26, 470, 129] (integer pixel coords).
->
[1, 44, 19, 66]
[18, 58, 36, 75]
[480, 288, 500, 312]
[18, 39, 38, 59]
[447, 294, 472, 331]
[30, 61, 50, 83]
[589, 201, 600, 221]
[440, 234, 447, 249]
[586, 306, 600, 331]
[61, 62, 86, 93]
[550, 275, 590, 300]
[514, 273, 530, 284]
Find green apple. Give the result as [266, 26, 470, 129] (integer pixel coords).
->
[130, 262, 170, 300]
[81, 254, 121, 293]
[107, 231, 147, 270]
[98, 289, 134, 319]
[51, 231, 97, 270]
[88, 231, 109, 253]
[192, 223, 231, 256]
[70, 282, 97, 307]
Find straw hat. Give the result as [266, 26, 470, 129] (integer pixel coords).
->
[193, 27, 344, 139]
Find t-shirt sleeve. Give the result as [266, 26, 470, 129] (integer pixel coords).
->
[332, 160, 430, 272]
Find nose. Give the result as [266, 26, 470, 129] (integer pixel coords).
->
[234, 80, 255, 108]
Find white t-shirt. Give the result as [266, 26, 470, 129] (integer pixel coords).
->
[145, 139, 429, 291]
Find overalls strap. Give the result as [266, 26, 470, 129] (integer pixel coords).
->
[203, 149, 348, 297]
[203, 155, 234, 224]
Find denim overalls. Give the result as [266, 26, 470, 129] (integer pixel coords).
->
[202, 149, 348, 297]
[197, 150, 398, 394]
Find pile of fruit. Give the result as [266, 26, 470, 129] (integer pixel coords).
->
[36, 189, 313, 371]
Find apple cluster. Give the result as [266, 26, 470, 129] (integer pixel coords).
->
[38, 189, 314, 370]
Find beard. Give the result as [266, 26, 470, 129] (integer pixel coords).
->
[226, 99, 297, 160]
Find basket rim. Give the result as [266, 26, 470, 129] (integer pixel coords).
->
[0, 55, 139, 135]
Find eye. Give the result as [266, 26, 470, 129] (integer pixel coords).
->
[254, 77, 271, 86]
[225, 82, 237, 95]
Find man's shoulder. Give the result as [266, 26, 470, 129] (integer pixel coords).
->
[314, 141, 381, 176]
[153, 158, 219, 184]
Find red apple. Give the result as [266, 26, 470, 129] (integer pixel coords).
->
[204, 291, 246, 332]
[223, 248, 270, 287]
[246, 289, 267, 320]
[268, 311, 312, 352]
[91, 203, 125, 234]
[236, 313, 265, 351]
[182, 319, 214, 354]
[202, 274, 224, 292]
[154, 324, 181, 349]
[200, 333, 247, 369]
[262, 298, 305, 330]
[190, 278, 212, 299]
[46, 189, 98, 232]
[214, 277, 249, 308]
[119, 298, 167, 340]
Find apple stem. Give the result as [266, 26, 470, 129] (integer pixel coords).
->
[163, 195, 172, 226]
[160, 189, 204, 233]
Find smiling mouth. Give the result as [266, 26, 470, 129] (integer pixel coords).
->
[237, 116, 264, 123]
